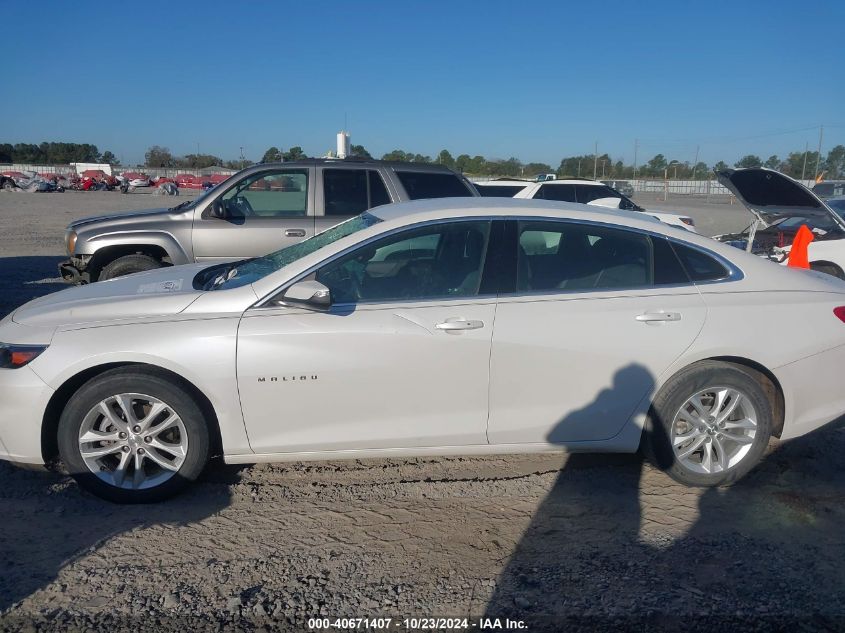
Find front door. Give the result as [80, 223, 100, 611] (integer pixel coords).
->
[237, 219, 497, 454]
[488, 220, 707, 444]
[192, 167, 316, 262]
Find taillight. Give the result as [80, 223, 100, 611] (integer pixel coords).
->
[834, 307, 845, 323]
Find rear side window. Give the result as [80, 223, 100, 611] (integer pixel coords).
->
[573, 184, 621, 204]
[396, 171, 473, 200]
[535, 184, 576, 202]
[323, 169, 393, 216]
[516, 221, 653, 291]
[476, 184, 526, 197]
[671, 242, 730, 281]
[653, 237, 690, 285]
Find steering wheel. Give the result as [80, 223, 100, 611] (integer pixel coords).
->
[227, 195, 256, 217]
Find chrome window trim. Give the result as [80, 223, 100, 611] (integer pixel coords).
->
[250, 216, 499, 309]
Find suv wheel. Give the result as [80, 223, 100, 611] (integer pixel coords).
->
[98, 254, 162, 280]
[57, 368, 210, 503]
[643, 361, 773, 487]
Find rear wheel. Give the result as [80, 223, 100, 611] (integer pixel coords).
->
[57, 369, 209, 503]
[98, 253, 162, 280]
[643, 361, 773, 486]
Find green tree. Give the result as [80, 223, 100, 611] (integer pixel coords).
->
[713, 161, 729, 173]
[783, 151, 819, 179]
[283, 146, 306, 162]
[381, 150, 409, 162]
[350, 144, 372, 159]
[437, 149, 455, 169]
[261, 146, 283, 163]
[691, 161, 709, 179]
[825, 145, 845, 179]
[734, 155, 762, 168]
[764, 155, 780, 170]
[145, 145, 174, 168]
[455, 154, 472, 173]
[646, 154, 668, 175]
[100, 150, 119, 165]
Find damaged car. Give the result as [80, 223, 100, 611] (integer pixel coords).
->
[714, 168, 845, 279]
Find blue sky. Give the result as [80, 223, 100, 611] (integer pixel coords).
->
[2, 0, 843, 167]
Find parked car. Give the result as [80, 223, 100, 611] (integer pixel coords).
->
[600, 179, 635, 197]
[535, 173, 557, 182]
[59, 159, 479, 283]
[513, 179, 696, 231]
[4, 198, 845, 502]
[812, 180, 845, 199]
[714, 168, 845, 279]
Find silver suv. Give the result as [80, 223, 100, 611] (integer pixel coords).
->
[60, 159, 478, 283]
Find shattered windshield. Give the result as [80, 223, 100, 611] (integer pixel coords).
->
[203, 212, 383, 290]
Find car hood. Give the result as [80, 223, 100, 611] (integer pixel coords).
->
[67, 207, 178, 230]
[716, 168, 845, 231]
[11, 265, 209, 328]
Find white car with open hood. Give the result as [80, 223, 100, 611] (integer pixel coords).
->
[715, 168, 845, 279]
[2, 198, 845, 502]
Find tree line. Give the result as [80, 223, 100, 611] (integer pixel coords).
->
[0, 142, 118, 166]
[4, 140, 845, 181]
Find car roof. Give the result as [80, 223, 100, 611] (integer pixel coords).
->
[474, 180, 531, 186]
[368, 196, 655, 226]
[253, 158, 460, 172]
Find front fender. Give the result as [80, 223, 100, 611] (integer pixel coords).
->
[78, 230, 191, 265]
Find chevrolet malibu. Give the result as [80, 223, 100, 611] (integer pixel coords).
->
[2, 198, 845, 503]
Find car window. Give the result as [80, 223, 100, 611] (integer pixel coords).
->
[316, 221, 491, 303]
[671, 242, 730, 281]
[535, 184, 576, 202]
[323, 169, 392, 216]
[222, 169, 308, 218]
[395, 171, 473, 200]
[516, 221, 655, 292]
[476, 184, 526, 197]
[574, 184, 621, 204]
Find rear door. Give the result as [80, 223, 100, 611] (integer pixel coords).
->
[487, 219, 707, 444]
[192, 167, 316, 261]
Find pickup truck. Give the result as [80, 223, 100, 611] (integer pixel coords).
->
[60, 159, 478, 282]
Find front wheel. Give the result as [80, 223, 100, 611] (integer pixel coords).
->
[98, 253, 162, 280]
[643, 361, 773, 487]
[57, 369, 210, 503]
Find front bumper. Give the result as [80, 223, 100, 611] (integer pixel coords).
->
[58, 255, 92, 284]
[0, 365, 55, 465]
[775, 343, 845, 440]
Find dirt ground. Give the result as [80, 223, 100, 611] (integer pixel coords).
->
[1, 189, 843, 632]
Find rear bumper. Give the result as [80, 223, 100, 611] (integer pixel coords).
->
[0, 365, 54, 465]
[776, 344, 845, 440]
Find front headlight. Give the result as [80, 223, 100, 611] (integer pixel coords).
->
[66, 230, 77, 255]
[0, 343, 48, 368]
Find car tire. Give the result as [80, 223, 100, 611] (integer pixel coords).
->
[642, 361, 773, 487]
[810, 262, 845, 280]
[2, 180, 15, 190]
[98, 254, 162, 280]
[57, 368, 210, 503]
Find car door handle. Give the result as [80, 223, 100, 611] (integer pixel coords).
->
[435, 319, 484, 331]
[285, 229, 306, 237]
[636, 311, 682, 323]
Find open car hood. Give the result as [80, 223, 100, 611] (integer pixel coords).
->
[716, 168, 845, 231]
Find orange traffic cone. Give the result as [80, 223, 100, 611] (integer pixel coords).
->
[787, 224, 815, 269]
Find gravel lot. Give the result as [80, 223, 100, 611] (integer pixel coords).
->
[1, 190, 843, 632]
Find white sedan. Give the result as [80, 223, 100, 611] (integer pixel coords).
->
[1, 198, 844, 503]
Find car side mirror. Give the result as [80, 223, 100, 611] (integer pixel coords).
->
[209, 199, 228, 219]
[279, 280, 332, 310]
